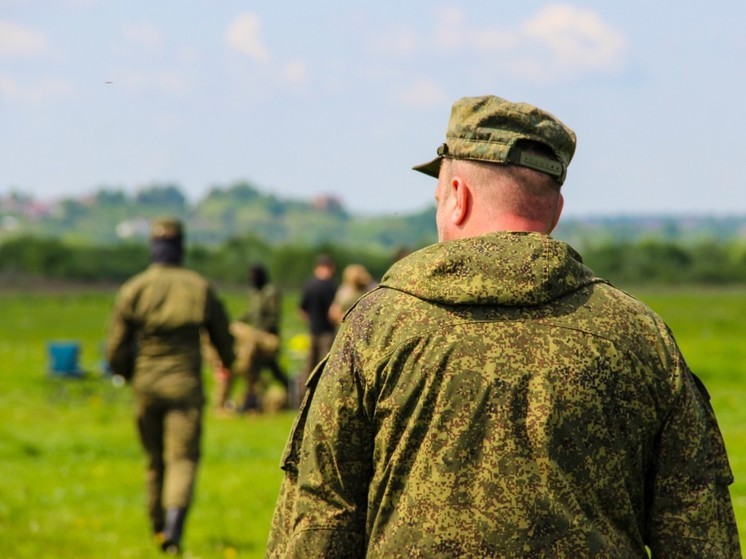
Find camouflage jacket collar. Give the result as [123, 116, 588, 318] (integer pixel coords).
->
[380, 232, 605, 307]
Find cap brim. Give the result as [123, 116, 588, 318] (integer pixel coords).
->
[411, 156, 443, 178]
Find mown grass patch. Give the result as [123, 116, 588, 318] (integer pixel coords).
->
[1, 286, 744, 556]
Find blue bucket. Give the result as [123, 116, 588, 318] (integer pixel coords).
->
[48, 341, 82, 376]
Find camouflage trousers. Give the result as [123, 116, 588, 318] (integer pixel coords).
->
[136, 397, 202, 533]
[212, 322, 286, 410]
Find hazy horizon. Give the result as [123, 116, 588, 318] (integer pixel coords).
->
[2, 1, 745, 218]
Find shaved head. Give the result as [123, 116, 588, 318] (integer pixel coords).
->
[442, 157, 563, 234]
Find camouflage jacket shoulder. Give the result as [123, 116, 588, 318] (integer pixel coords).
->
[240, 284, 281, 333]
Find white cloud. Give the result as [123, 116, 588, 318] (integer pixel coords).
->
[282, 59, 309, 86]
[430, 4, 627, 82]
[225, 13, 270, 62]
[520, 4, 627, 78]
[396, 79, 446, 108]
[0, 19, 48, 57]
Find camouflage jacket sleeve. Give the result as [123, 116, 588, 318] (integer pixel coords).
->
[106, 288, 137, 379]
[255, 285, 282, 334]
[203, 286, 236, 369]
[646, 362, 740, 557]
[263, 285, 282, 333]
[266, 326, 373, 558]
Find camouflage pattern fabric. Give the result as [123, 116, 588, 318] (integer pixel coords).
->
[266, 232, 740, 558]
[234, 284, 285, 408]
[332, 284, 370, 317]
[233, 322, 280, 370]
[412, 95, 576, 184]
[241, 283, 282, 334]
[206, 321, 280, 407]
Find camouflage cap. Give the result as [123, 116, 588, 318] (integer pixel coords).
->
[150, 217, 184, 239]
[412, 95, 577, 184]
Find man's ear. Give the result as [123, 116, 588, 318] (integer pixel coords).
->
[451, 177, 470, 227]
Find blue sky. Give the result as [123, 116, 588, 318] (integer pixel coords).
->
[1, 1, 745, 217]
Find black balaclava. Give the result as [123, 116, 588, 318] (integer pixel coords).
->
[249, 264, 268, 289]
[150, 235, 183, 265]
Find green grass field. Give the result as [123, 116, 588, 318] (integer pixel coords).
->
[0, 285, 744, 557]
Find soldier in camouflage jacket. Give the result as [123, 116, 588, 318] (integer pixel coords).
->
[266, 96, 740, 558]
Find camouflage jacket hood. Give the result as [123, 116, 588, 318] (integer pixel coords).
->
[380, 231, 602, 307]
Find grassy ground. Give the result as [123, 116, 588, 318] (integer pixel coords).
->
[0, 285, 743, 556]
[0, 287, 298, 558]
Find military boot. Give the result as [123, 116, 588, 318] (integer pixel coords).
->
[161, 507, 188, 555]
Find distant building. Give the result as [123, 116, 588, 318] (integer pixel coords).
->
[311, 194, 345, 214]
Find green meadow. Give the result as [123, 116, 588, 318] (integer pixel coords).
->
[0, 286, 744, 557]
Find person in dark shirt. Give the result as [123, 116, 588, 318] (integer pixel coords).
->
[298, 254, 337, 402]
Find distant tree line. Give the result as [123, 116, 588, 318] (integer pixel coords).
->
[0, 234, 399, 288]
[581, 238, 746, 285]
[0, 182, 436, 251]
[1, 235, 746, 288]
[5, 181, 746, 254]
